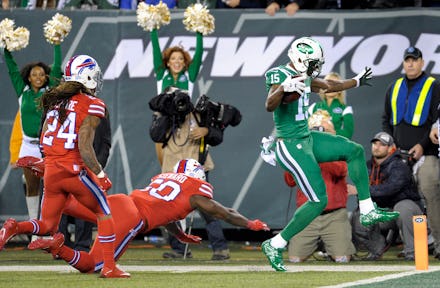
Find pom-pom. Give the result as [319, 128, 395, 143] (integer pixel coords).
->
[308, 109, 332, 128]
[0, 18, 14, 35]
[183, 3, 215, 35]
[136, 1, 170, 32]
[43, 13, 72, 45]
[0, 18, 29, 51]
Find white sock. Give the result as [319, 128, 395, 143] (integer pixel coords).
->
[359, 198, 375, 215]
[25, 196, 40, 220]
[270, 233, 287, 249]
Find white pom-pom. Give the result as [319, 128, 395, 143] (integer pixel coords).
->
[0, 18, 29, 51]
[136, 1, 170, 32]
[43, 13, 72, 45]
[308, 110, 332, 128]
[183, 3, 215, 36]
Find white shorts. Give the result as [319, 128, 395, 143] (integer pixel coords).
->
[19, 135, 42, 159]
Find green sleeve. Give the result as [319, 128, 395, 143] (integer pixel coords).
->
[187, 32, 203, 82]
[264, 67, 285, 91]
[49, 44, 63, 87]
[336, 113, 354, 139]
[151, 29, 165, 80]
[3, 48, 25, 97]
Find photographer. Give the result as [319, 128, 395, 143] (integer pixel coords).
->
[149, 87, 241, 260]
[351, 132, 423, 261]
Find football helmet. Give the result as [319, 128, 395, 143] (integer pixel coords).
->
[64, 55, 103, 93]
[288, 37, 324, 78]
[173, 159, 206, 181]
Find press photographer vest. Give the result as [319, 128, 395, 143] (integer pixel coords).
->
[390, 75, 435, 126]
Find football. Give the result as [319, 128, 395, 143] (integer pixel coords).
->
[282, 91, 301, 103]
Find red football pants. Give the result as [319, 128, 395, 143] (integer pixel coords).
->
[61, 194, 145, 272]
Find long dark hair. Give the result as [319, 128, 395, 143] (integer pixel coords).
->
[40, 81, 93, 124]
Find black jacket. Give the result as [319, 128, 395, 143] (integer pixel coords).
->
[93, 111, 111, 167]
[367, 151, 420, 209]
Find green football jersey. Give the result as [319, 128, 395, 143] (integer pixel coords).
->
[264, 64, 312, 139]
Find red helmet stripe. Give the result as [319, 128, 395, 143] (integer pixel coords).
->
[176, 160, 187, 173]
[64, 55, 78, 77]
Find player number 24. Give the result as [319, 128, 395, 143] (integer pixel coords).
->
[42, 110, 78, 149]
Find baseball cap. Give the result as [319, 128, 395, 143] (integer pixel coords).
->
[404, 46, 423, 60]
[371, 132, 394, 146]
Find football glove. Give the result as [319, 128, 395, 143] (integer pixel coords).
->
[97, 172, 112, 192]
[175, 231, 202, 244]
[247, 219, 270, 231]
[281, 75, 306, 93]
[16, 156, 45, 178]
[353, 67, 372, 87]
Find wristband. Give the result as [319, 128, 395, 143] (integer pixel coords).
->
[97, 170, 105, 178]
[352, 78, 360, 88]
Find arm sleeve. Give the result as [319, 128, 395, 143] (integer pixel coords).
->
[151, 29, 165, 80]
[3, 48, 25, 97]
[88, 98, 106, 118]
[93, 112, 111, 167]
[49, 44, 63, 87]
[337, 107, 354, 139]
[420, 81, 440, 150]
[382, 85, 393, 135]
[187, 32, 203, 82]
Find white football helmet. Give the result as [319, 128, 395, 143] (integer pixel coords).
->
[64, 55, 103, 93]
[173, 158, 206, 181]
[288, 37, 325, 78]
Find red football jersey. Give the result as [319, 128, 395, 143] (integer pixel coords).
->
[40, 93, 106, 163]
[130, 173, 214, 229]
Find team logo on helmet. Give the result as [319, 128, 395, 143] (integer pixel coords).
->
[65, 56, 96, 76]
[288, 37, 324, 78]
[64, 55, 102, 92]
[296, 43, 314, 55]
[173, 159, 206, 181]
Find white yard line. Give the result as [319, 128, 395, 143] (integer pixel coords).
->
[320, 266, 440, 288]
[0, 264, 431, 273]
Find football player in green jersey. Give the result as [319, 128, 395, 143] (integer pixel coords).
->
[261, 37, 400, 272]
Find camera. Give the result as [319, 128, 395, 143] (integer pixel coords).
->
[400, 149, 416, 167]
[194, 94, 242, 130]
[149, 88, 193, 124]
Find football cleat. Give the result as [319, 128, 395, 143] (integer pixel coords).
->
[28, 232, 65, 257]
[360, 208, 400, 227]
[261, 239, 287, 272]
[100, 266, 131, 278]
[0, 218, 18, 250]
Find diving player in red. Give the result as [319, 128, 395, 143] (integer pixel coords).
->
[27, 159, 269, 274]
[0, 55, 128, 278]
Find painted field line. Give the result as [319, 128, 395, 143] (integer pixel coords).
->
[321, 266, 440, 288]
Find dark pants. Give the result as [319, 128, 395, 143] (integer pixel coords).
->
[169, 210, 228, 254]
[58, 214, 94, 252]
